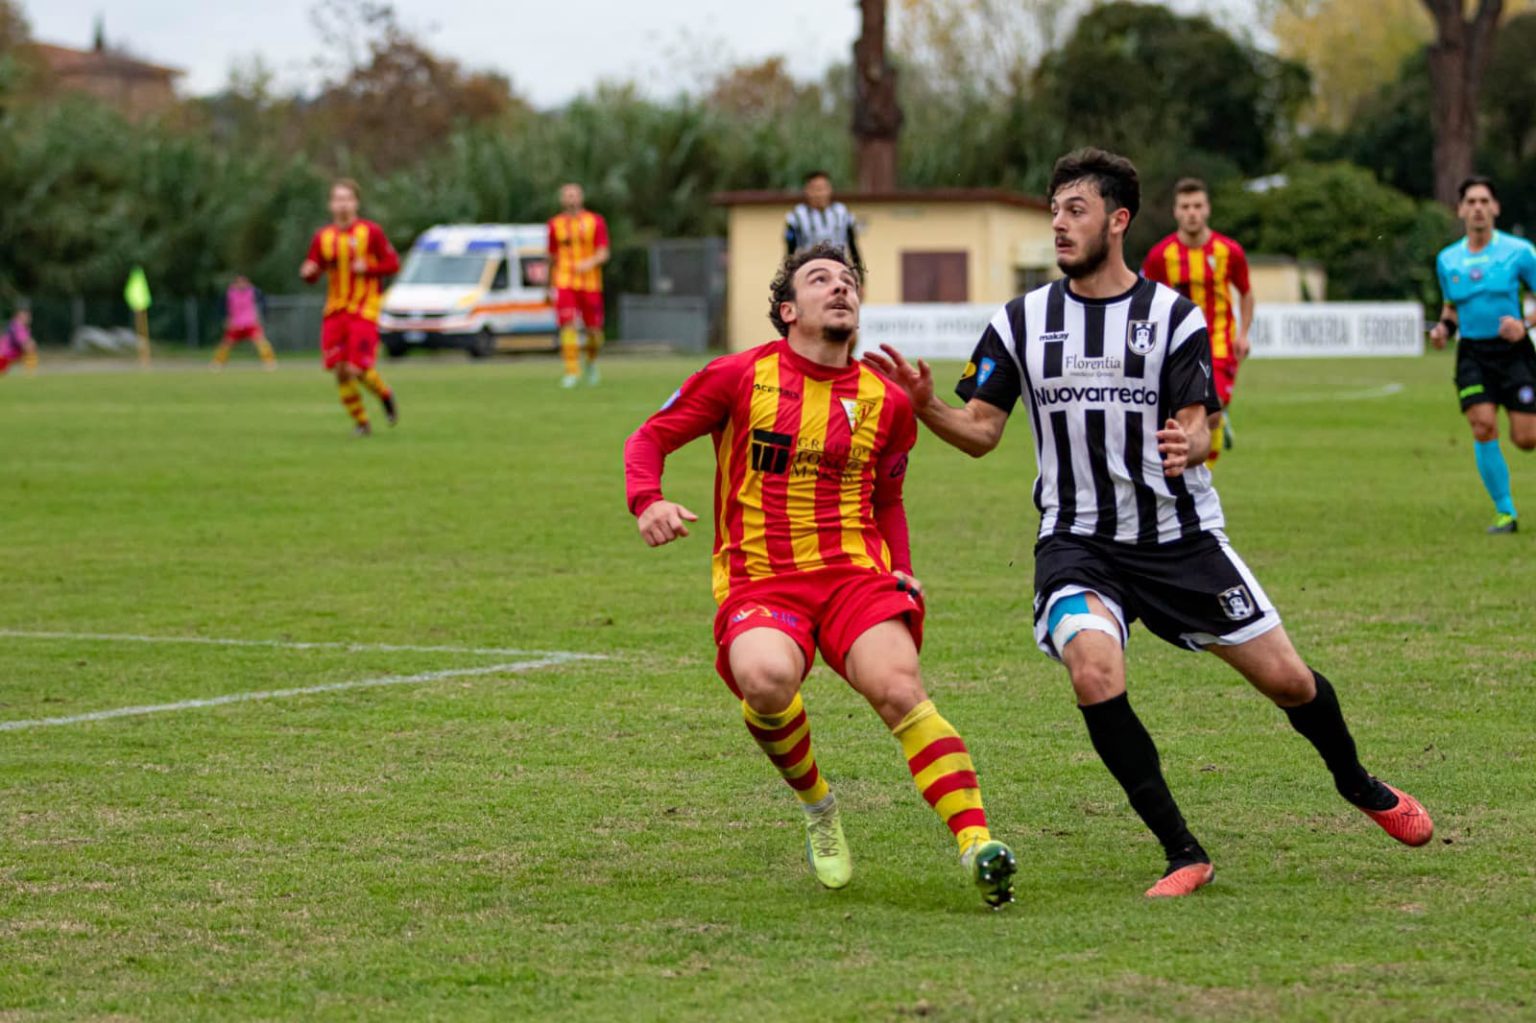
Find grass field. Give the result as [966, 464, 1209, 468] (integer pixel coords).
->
[1, 350, 1533, 1022]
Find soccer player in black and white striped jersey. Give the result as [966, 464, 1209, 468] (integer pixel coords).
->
[865, 149, 1434, 898]
[786, 171, 863, 269]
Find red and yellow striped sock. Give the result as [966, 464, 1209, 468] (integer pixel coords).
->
[254, 336, 277, 366]
[559, 326, 581, 376]
[338, 379, 368, 427]
[742, 691, 831, 805]
[359, 367, 392, 400]
[211, 342, 233, 366]
[584, 328, 605, 363]
[894, 700, 990, 852]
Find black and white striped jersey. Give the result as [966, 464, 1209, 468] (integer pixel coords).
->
[786, 202, 858, 255]
[956, 277, 1225, 545]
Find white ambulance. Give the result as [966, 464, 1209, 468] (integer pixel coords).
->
[378, 224, 557, 358]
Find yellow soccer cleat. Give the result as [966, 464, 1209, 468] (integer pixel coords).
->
[803, 794, 852, 889]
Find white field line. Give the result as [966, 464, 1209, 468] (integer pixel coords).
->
[0, 628, 600, 660]
[1258, 382, 1405, 405]
[0, 655, 582, 733]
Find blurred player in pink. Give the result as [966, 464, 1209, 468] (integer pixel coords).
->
[0, 308, 37, 375]
[211, 275, 277, 370]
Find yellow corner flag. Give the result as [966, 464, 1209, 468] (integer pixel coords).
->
[124, 265, 152, 312]
[124, 265, 152, 366]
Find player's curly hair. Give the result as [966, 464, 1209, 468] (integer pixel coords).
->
[768, 242, 863, 337]
[1049, 147, 1140, 224]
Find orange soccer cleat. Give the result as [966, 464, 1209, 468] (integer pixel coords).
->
[1359, 783, 1434, 847]
[1145, 861, 1215, 898]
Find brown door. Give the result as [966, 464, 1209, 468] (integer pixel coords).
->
[901, 251, 969, 302]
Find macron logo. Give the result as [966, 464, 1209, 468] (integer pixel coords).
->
[1032, 385, 1159, 408]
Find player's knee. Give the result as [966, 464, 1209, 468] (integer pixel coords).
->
[1255, 655, 1315, 706]
[1512, 431, 1536, 452]
[1067, 657, 1121, 703]
[863, 662, 927, 724]
[733, 659, 801, 713]
[1470, 417, 1499, 443]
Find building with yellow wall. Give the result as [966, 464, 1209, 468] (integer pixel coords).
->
[715, 189, 1058, 351]
[713, 189, 1326, 351]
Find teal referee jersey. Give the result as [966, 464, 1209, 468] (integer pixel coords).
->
[1436, 231, 1536, 339]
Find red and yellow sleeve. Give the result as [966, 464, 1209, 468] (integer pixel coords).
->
[303, 229, 326, 282]
[594, 214, 609, 250]
[624, 359, 741, 516]
[1228, 238, 1251, 294]
[367, 223, 400, 277]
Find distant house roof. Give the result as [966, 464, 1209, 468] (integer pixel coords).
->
[34, 42, 183, 81]
[713, 188, 1050, 211]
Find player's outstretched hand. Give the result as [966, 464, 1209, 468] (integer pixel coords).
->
[638, 500, 699, 547]
[1499, 315, 1527, 343]
[893, 571, 924, 599]
[1157, 418, 1190, 478]
[299, 259, 320, 283]
[864, 344, 935, 408]
[1428, 322, 1449, 350]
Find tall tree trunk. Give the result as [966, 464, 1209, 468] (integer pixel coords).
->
[1422, 0, 1503, 207]
[852, 0, 901, 193]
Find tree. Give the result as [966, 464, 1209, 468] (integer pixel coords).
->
[1421, 0, 1503, 206]
[852, 0, 901, 192]
[1270, 0, 1438, 130]
[1216, 162, 1454, 307]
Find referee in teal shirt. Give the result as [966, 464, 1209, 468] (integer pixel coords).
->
[1430, 176, 1536, 534]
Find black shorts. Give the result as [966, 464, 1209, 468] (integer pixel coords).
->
[1456, 337, 1536, 413]
[1032, 531, 1281, 660]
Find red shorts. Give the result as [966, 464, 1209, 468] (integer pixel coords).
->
[1213, 358, 1238, 407]
[712, 567, 925, 698]
[321, 313, 379, 371]
[555, 289, 605, 330]
[225, 325, 261, 343]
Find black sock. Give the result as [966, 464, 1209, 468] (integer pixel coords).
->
[1078, 692, 1202, 862]
[1283, 671, 1393, 810]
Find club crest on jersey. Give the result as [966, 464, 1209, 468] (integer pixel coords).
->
[1218, 585, 1256, 621]
[1126, 320, 1157, 355]
[1521, 385, 1536, 406]
[840, 397, 875, 433]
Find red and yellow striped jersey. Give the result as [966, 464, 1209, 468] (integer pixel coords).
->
[305, 219, 400, 321]
[625, 340, 917, 605]
[547, 211, 609, 292]
[1142, 231, 1250, 360]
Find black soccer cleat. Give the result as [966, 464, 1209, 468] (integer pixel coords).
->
[382, 394, 398, 427]
[1487, 514, 1518, 534]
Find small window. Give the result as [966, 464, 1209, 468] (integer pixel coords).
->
[901, 251, 969, 303]
[1015, 266, 1053, 294]
[490, 259, 510, 291]
[521, 256, 550, 288]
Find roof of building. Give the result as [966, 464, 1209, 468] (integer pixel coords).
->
[34, 42, 183, 81]
[713, 187, 1050, 211]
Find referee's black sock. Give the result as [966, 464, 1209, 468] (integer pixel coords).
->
[1078, 692, 1203, 863]
[1283, 671, 1395, 811]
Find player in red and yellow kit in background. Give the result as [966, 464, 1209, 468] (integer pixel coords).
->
[0, 308, 37, 375]
[299, 179, 400, 436]
[1142, 178, 1254, 461]
[547, 183, 609, 388]
[623, 242, 1017, 907]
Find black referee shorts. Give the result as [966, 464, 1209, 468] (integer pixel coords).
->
[1456, 337, 1536, 413]
[1032, 531, 1282, 661]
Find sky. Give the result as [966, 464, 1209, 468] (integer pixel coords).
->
[25, 0, 865, 107]
[25, 1, 1261, 108]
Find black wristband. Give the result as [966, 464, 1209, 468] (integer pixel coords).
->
[1440, 317, 1458, 333]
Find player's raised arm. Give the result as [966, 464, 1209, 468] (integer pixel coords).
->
[624, 363, 733, 547]
[864, 333, 1014, 459]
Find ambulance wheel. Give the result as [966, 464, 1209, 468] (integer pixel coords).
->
[468, 328, 496, 359]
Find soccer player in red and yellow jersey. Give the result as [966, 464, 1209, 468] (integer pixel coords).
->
[547, 183, 609, 388]
[299, 179, 401, 436]
[1142, 178, 1254, 461]
[624, 242, 1017, 906]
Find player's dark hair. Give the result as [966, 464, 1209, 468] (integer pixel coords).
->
[332, 177, 362, 202]
[803, 169, 832, 185]
[768, 242, 862, 337]
[1174, 177, 1208, 197]
[1458, 175, 1497, 202]
[1049, 148, 1141, 223]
